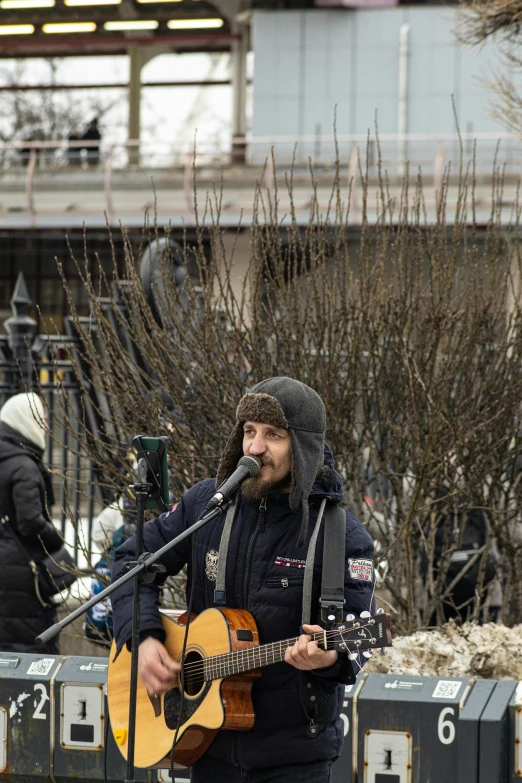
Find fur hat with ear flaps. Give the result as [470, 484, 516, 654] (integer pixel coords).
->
[216, 377, 326, 548]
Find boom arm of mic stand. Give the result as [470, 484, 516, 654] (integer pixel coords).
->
[35, 501, 231, 645]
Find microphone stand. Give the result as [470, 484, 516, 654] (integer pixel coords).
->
[36, 484, 231, 783]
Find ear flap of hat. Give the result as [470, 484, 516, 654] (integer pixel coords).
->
[288, 428, 325, 548]
[215, 422, 244, 488]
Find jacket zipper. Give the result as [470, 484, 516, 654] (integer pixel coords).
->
[266, 576, 304, 587]
[242, 498, 266, 608]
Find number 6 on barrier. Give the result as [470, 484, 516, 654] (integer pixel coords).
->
[437, 707, 456, 745]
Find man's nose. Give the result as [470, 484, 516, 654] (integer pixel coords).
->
[248, 434, 266, 455]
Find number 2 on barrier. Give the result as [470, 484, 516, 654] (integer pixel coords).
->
[32, 683, 48, 720]
[437, 707, 455, 745]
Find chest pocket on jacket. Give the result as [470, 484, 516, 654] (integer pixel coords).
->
[265, 575, 304, 589]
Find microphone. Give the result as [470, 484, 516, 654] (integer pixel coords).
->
[205, 455, 262, 511]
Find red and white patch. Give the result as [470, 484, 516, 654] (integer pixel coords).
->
[171, 502, 179, 513]
[348, 558, 374, 582]
[274, 556, 307, 569]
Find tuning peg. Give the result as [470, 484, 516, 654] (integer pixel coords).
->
[348, 653, 359, 661]
[376, 608, 385, 615]
[345, 613, 355, 622]
[380, 647, 388, 656]
[362, 650, 373, 658]
[328, 614, 336, 621]
[360, 611, 371, 619]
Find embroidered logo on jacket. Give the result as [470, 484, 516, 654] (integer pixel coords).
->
[205, 549, 219, 581]
[348, 558, 374, 582]
[274, 556, 306, 568]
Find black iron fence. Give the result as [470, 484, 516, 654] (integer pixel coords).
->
[0, 272, 112, 562]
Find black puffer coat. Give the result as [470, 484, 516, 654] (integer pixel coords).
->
[0, 423, 63, 654]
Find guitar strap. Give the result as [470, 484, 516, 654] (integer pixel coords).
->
[213, 496, 238, 606]
[301, 498, 326, 626]
[302, 502, 346, 627]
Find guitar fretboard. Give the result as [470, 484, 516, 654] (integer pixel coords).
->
[200, 632, 331, 681]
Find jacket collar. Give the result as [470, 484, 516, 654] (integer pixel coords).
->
[0, 422, 44, 460]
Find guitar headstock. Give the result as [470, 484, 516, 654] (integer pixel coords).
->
[326, 612, 392, 654]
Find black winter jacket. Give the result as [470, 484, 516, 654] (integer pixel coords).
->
[111, 447, 374, 770]
[0, 423, 62, 654]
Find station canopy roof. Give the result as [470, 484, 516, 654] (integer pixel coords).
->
[0, 0, 233, 57]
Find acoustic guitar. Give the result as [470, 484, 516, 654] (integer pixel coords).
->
[107, 607, 391, 769]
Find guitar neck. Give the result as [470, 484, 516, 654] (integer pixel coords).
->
[201, 632, 330, 682]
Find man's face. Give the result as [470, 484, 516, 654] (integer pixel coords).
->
[241, 421, 292, 500]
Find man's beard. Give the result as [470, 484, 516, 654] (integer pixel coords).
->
[241, 472, 291, 501]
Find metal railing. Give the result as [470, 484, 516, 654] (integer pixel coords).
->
[0, 132, 521, 225]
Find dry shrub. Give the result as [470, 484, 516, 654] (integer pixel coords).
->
[48, 150, 522, 634]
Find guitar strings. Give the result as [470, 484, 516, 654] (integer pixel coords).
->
[167, 619, 380, 685]
[179, 620, 376, 672]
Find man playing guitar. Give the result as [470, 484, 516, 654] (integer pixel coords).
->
[111, 377, 375, 783]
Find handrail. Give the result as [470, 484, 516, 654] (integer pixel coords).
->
[0, 131, 519, 153]
[0, 133, 521, 227]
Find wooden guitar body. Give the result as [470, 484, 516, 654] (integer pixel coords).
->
[107, 607, 261, 769]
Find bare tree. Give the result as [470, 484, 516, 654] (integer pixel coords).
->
[457, 0, 522, 135]
[45, 149, 522, 636]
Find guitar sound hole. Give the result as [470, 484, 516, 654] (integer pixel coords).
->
[183, 650, 205, 696]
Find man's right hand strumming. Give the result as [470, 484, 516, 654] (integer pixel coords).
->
[138, 636, 181, 695]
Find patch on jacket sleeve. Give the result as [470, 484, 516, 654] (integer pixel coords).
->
[205, 549, 219, 581]
[348, 558, 374, 582]
[274, 556, 306, 568]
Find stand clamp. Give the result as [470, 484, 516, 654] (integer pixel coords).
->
[123, 553, 166, 583]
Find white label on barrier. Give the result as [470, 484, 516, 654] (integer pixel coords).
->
[0, 706, 7, 773]
[27, 659, 55, 677]
[60, 684, 104, 750]
[432, 680, 461, 700]
[384, 679, 423, 692]
[78, 662, 108, 672]
[0, 658, 18, 669]
[364, 730, 412, 783]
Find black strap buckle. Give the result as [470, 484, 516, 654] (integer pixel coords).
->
[320, 598, 345, 625]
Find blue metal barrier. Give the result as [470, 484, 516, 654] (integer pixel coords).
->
[0, 655, 520, 783]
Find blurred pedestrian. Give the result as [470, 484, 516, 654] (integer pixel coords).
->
[85, 494, 137, 646]
[426, 486, 499, 624]
[82, 118, 101, 166]
[67, 129, 81, 166]
[0, 393, 63, 654]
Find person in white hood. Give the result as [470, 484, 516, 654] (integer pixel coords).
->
[0, 393, 63, 653]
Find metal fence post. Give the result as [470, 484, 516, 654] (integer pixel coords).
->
[3, 271, 37, 393]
